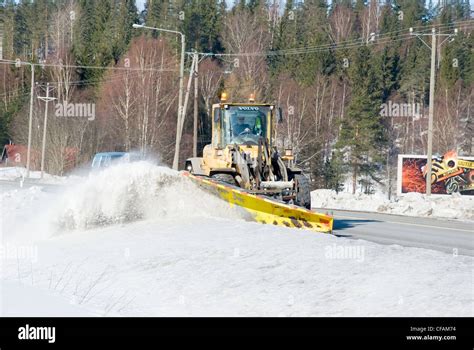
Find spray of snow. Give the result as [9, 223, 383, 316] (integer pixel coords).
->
[1, 162, 245, 241]
[49, 161, 246, 231]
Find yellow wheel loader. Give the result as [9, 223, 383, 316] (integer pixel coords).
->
[184, 93, 333, 233]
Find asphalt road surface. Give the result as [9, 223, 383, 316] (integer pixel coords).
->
[1, 180, 472, 257]
[315, 208, 473, 257]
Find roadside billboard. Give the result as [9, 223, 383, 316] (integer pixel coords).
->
[397, 151, 474, 196]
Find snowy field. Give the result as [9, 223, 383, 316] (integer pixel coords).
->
[1, 162, 473, 316]
[312, 189, 474, 221]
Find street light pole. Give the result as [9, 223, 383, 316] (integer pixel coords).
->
[132, 24, 185, 170]
[193, 51, 199, 158]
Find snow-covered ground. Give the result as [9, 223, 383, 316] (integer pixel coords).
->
[312, 189, 474, 221]
[1, 280, 93, 316]
[1, 162, 473, 316]
[0, 166, 68, 184]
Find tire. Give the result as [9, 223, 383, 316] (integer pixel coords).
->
[211, 173, 237, 186]
[294, 174, 311, 209]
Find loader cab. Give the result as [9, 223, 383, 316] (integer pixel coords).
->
[212, 103, 274, 149]
[185, 96, 281, 177]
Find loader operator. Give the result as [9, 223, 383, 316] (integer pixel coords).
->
[232, 114, 263, 137]
[233, 116, 252, 136]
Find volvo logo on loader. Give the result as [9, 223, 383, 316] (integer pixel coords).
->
[238, 106, 260, 111]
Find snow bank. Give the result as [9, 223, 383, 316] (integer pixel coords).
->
[311, 189, 474, 220]
[0, 166, 65, 184]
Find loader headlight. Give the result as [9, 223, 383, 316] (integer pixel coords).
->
[216, 149, 224, 156]
[285, 149, 293, 157]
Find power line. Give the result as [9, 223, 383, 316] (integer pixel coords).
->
[42, 65, 180, 87]
[196, 19, 474, 57]
[0, 58, 181, 91]
[0, 60, 179, 72]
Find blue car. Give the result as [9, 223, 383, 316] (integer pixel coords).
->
[91, 152, 131, 169]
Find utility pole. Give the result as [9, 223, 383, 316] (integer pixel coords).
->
[0, 20, 3, 60]
[410, 27, 457, 196]
[193, 52, 199, 158]
[179, 53, 197, 141]
[26, 63, 35, 179]
[37, 83, 56, 179]
[173, 32, 186, 170]
[426, 29, 436, 196]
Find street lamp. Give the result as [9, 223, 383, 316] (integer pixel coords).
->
[132, 23, 185, 170]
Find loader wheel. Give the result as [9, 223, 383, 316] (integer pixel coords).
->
[294, 174, 311, 210]
[211, 173, 237, 186]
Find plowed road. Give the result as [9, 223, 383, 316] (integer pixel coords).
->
[315, 208, 473, 257]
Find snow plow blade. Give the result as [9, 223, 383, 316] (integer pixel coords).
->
[183, 172, 333, 233]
